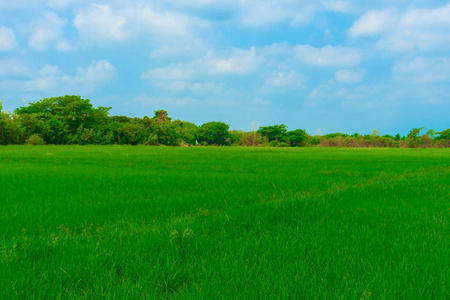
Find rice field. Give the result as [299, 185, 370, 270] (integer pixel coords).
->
[1, 146, 449, 299]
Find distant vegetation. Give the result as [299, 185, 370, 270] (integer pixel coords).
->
[1, 95, 449, 147]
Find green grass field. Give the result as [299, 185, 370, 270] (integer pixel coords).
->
[1, 146, 449, 299]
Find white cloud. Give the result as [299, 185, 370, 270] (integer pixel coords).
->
[149, 42, 207, 60]
[0, 1, 40, 10]
[251, 98, 271, 106]
[349, 5, 450, 52]
[0, 60, 116, 94]
[240, 1, 351, 27]
[264, 70, 306, 88]
[0, 60, 29, 76]
[393, 57, 450, 83]
[293, 45, 361, 67]
[159, 81, 226, 94]
[142, 47, 261, 83]
[29, 12, 68, 50]
[74, 4, 129, 42]
[136, 6, 195, 38]
[48, 0, 71, 9]
[308, 80, 339, 101]
[307, 80, 386, 107]
[130, 93, 202, 107]
[73, 3, 210, 51]
[335, 69, 365, 83]
[37, 64, 63, 76]
[0, 26, 18, 51]
[142, 47, 262, 95]
[56, 40, 71, 51]
[400, 4, 450, 29]
[348, 10, 395, 37]
[76, 60, 117, 82]
[48, 0, 89, 9]
[210, 47, 261, 74]
[241, 2, 287, 27]
[142, 67, 196, 81]
[30, 60, 116, 91]
[322, 1, 353, 13]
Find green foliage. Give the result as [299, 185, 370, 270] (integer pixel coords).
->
[0, 105, 26, 145]
[407, 127, 424, 148]
[152, 110, 172, 123]
[0, 100, 7, 144]
[196, 121, 231, 145]
[436, 128, 450, 140]
[257, 124, 288, 145]
[371, 129, 380, 137]
[14, 95, 111, 144]
[173, 120, 198, 145]
[309, 136, 321, 146]
[426, 129, 438, 138]
[324, 132, 343, 139]
[287, 129, 309, 146]
[26, 134, 46, 145]
[1, 95, 450, 148]
[153, 122, 180, 146]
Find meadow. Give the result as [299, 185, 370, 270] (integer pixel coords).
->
[1, 146, 449, 299]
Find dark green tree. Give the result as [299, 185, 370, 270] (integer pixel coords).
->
[436, 129, 450, 140]
[287, 129, 309, 146]
[257, 124, 288, 145]
[15, 95, 111, 144]
[197, 121, 231, 145]
[0, 101, 12, 144]
[144, 111, 180, 145]
[1, 101, 27, 145]
[173, 120, 198, 145]
[0, 100, 7, 144]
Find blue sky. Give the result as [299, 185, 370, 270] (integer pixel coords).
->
[1, 0, 449, 135]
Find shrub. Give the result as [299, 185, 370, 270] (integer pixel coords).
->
[26, 134, 46, 145]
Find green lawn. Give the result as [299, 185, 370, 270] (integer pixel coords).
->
[1, 146, 449, 299]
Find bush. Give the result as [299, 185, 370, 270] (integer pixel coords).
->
[26, 134, 46, 145]
[434, 139, 450, 148]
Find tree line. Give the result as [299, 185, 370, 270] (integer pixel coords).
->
[1, 95, 449, 148]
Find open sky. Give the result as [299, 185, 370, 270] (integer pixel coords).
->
[1, 1, 449, 135]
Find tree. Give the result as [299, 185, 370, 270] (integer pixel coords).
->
[407, 127, 424, 148]
[426, 129, 438, 138]
[173, 120, 198, 145]
[0, 100, 8, 144]
[197, 121, 231, 145]
[258, 124, 288, 145]
[153, 110, 171, 123]
[436, 129, 450, 140]
[371, 129, 380, 138]
[287, 129, 309, 146]
[15, 95, 111, 144]
[0, 101, 27, 145]
[146, 111, 180, 145]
